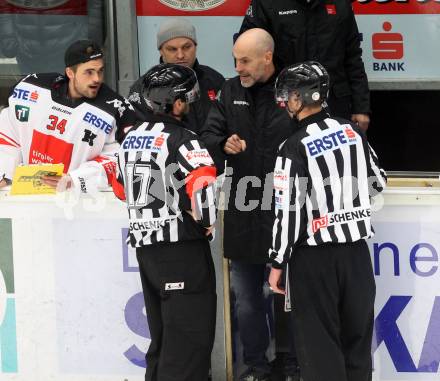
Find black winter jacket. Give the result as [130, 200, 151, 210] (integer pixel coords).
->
[128, 60, 225, 135]
[201, 75, 293, 263]
[240, 0, 370, 115]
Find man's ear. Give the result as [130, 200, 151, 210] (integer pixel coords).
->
[264, 50, 273, 65]
[172, 98, 185, 114]
[65, 67, 74, 80]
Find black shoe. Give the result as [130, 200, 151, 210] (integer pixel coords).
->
[239, 367, 271, 381]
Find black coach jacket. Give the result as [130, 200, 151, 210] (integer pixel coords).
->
[129, 60, 225, 135]
[201, 75, 293, 263]
[240, 0, 370, 114]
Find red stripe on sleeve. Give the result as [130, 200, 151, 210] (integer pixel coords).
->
[0, 132, 20, 147]
[185, 166, 217, 200]
[92, 156, 117, 185]
[111, 176, 126, 201]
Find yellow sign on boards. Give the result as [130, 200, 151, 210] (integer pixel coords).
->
[10, 164, 64, 195]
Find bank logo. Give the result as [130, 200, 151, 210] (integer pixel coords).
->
[372, 21, 405, 72]
[0, 219, 18, 373]
[5, 0, 69, 9]
[159, 0, 225, 11]
[15, 105, 30, 122]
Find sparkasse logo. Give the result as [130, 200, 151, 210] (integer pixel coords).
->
[372, 21, 405, 72]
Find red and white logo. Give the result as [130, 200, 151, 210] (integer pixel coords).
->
[30, 91, 39, 102]
[159, 0, 225, 12]
[185, 149, 213, 166]
[372, 21, 404, 60]
[344, 127, 357, 142]
[312, 216, 328, 233]
[326, 4, 336, 15]
[273, 169, 289, 191]
[154, 134, 166, 148]
[207, 89, 216, 101]
[5, 0, 70, 9]
[28, 130, 73, 172]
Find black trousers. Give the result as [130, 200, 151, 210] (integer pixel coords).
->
[136, 239, 217, 381]
[289, 240, 375, 381]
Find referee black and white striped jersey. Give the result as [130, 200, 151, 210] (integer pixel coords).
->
[113, 112, 217, 248]
[269, 110, 387, 268]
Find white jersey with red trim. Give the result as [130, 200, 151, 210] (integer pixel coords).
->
[0, 72, 136, 192]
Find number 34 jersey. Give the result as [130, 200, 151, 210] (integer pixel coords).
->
[114, 112, 218, 248]
[0, 73, 136, 192]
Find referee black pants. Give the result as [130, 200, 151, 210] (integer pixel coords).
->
[289, 240, 375, 381]
[136, 239, 217, 381]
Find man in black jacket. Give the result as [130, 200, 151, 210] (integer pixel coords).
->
[201, 28, 293, 381]
[239, 0, 371, 131]
[129, 18, 225, 135]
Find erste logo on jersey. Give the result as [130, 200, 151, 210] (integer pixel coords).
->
[83, 112, 113, 134]
[304, 126, 358, 158]
[311, 207, 371, 233]
[122, 131, 168, 152]
[12, 88, 39, 103]
[185, 149, 214, 166]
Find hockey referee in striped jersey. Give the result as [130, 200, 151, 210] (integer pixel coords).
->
[268, 61, 386, 381]
[113, 63, 217, 381]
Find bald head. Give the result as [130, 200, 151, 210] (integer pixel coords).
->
[233, 28, 275, 88]
[234, 28, 274, 56]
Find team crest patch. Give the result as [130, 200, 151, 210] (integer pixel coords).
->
[159, 0, 225, 11]
[6, 0, 69, 9]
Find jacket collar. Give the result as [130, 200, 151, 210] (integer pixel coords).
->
[142, 110, 187, 128]
[51, 75, 86, 107]
[297, 109, 330, 129]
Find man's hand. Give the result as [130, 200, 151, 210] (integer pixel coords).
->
[351, 113, 370, 132]
[223, 134, 246, 155]
[269, 267, 285, 295]
[186, 210, 214, 236]
[0, 179, 9, 189]
[205, 225, 215, 236]
[41, 174, 72, 192]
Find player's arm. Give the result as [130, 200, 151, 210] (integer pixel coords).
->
[111, 153, 126, 201]
[269, 146, 306, 269]
[67, 127, 119, 194]
[67, 98, 135, 194]
[176, 139, 217, 228]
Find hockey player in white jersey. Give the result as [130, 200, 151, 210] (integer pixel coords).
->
[268, 62, 386, 381]
[114, 63, 217, 381]
[0, 39, 136, 192]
